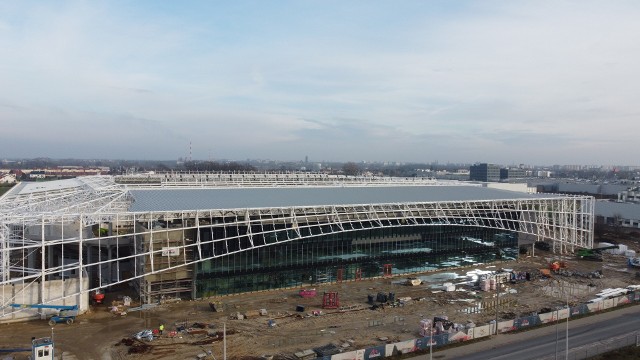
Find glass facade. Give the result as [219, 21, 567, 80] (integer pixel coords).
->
[195, 225, 518, 297]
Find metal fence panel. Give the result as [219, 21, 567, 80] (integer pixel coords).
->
[414, 337, 432, 351]
[363, 346, 385, 360]
[434, 333, 449, 346]
[331, 349, 364, 360]
[473, 324, 492, 338]
[514, 315, 539, 329]
[571, 304, 588, 316]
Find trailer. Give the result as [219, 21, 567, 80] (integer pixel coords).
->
[31, 337, 55, 360]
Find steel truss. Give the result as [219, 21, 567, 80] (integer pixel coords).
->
[0, 175, 594, 320]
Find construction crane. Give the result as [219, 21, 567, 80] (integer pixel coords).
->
[9, 304, 79, 326]
[576, 245, 619, 261]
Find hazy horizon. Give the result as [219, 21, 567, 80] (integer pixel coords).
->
[1, 1, 639, 165]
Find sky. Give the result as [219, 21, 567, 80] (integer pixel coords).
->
[1, 1, 639, 165]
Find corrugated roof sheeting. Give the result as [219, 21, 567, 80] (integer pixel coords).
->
[128, 186, 547, 212]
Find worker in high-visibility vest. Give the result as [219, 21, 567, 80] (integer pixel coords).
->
[159, 324, 164, 335]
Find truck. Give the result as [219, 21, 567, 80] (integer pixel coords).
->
[10, 303, 79, 326]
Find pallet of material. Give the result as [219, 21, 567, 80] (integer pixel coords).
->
[294, 349, 316, 360]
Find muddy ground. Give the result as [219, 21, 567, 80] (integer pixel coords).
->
[2, 237, 640, 360]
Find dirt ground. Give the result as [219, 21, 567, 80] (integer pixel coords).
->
[2, 236, 640, 360]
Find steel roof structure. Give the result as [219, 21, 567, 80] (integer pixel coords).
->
[0, 174, 594, 319]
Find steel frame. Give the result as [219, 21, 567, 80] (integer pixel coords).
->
[0, 175, 594, 319]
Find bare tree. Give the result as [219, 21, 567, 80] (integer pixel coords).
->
[342, 162, 361, 176]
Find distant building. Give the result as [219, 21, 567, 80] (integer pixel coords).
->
[0, 174, 16, 184]
[500, 168, 526, 180]
[469, 163, 500, 182]
[595, 201, 640, 229]
[618, 187, 640, 204]
[29, 171, 46, 179]
[24, 167, 109, 179]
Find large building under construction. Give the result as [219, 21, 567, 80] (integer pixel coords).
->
[0, 173, 594, 322]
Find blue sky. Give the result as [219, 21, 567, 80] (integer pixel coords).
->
[1, 1, 639, 165]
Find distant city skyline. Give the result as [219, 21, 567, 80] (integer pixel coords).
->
[3, 156, 640, 172]
[1, 1, 640, 165]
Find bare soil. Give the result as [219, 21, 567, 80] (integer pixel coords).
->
[2, 236, 640, 360]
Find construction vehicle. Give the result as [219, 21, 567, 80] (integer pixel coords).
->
[549, 261, 567, 272]
[534, 241, 551, 251]
[576, 245, 619, 261]
[92, 290, 105, 305]
[10, 304, 79, 326]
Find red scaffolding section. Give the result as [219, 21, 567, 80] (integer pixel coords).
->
[383, 264, 392, 277]
[322, 292, 340, 309]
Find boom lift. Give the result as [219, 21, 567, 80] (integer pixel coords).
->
[9, 304, 79, 326]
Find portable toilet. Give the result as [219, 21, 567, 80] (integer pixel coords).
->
[31, 337, 54, 360]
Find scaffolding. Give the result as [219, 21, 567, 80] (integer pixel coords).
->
[0, 175, 594, 320]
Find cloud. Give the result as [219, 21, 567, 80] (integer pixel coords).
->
[1, 1, 639, 164]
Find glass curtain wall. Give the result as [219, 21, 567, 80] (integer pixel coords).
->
[195, 225, 517, 297]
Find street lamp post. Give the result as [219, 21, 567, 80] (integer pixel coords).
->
[429, 326, 433, 360]
[555, 309, 559, 360]
[495, 275, 500, 335]
[565, 296, 569, 360]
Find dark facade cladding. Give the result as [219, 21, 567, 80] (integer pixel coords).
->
[194, 224, 518, 297]
[469, 163, 501, 182]
[500, 168, 526, 180]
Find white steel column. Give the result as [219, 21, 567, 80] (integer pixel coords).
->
[40, 215, 46, 315]
[79, 215, 84, 307]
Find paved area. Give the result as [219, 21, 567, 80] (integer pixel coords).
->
[414, 304, 640, 359]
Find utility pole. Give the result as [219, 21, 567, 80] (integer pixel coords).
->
[555, 308, 559, 360]
[495, 275, 500, 335]
[565, 296, 569, 360]
[429, 325, 433, 360]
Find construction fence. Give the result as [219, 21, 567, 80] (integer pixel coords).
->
[313, 291, 640, 360]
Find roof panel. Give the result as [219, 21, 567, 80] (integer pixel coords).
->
[128, 186, 543, 212]
[595, 201, 640, 220]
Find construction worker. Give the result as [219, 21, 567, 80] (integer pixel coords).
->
[159, 324, 164, 335]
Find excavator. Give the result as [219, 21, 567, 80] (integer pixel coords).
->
[576, 245, 619, 261]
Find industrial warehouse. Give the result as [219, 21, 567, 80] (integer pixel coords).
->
[0, 173, 594, 323]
